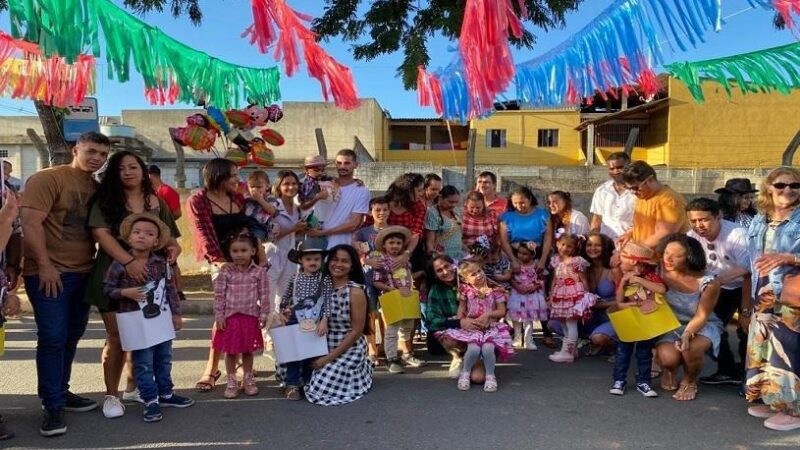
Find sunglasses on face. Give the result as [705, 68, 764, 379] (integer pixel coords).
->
[772, 182, 800, 190]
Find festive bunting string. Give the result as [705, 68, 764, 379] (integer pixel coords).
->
[0, 31, 95, 107]
[666, 41, 800, 101]
[420, 0, 724, 121]
[243, 0, 359, 109]
[748, 0, 800, 32]
[9, 0, 281, 108]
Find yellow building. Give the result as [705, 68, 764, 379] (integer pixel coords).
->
[380, 75, 800, 168]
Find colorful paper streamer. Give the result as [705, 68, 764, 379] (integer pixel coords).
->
[243, 0, 359, 110]
[667, 41, 800, 102]
[9, 0, 281, 108]
[748, 0, 800, 32]
[0, 31, 95, 107]
[420, 0, 725, 121]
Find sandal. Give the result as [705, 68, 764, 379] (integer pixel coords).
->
[243, 373, 259, 396]
[660, 370, 678, 391]
[195, 370, 222, 393]
[543, 337, 558, 349]
[672, 381, 698, 401]
[483, 375, 498, 393]
[457, 373, 471, 391]
[284, 386, 303, 401]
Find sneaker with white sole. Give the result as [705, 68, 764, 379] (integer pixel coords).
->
[102, 395, 125, 419]
[122, 389, 144, 404]
[387, 359, 405, 374]
[401, 354, 426, 368]
[609, 380, 626, 396]
[763, 412, 800, 431]
[636, 383, 658, 398]
[448, 358, 462, 379]
[64, 392, 98, 413]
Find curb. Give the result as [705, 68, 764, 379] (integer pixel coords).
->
[17, 293, 216, 316]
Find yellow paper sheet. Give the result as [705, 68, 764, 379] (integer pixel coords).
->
[379, 290, 421, 325]
[608, 297, 681, 343]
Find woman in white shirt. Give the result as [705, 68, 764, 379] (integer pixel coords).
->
[547, 190, 590, 239]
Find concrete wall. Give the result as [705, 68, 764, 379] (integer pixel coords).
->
[471, 109, 583, 165]
[667, 77, 800, 168]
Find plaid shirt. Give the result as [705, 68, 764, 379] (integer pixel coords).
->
[103, 254, 181, 315]
[280, 271, 333, 319]
[462, 210, 498, 244]
[485, 195, 507, 218]
[186, 189, 245, 263]
[213, 263, 270, 323]
[372, 254, 413, 291]
[388, 200, 427, 236]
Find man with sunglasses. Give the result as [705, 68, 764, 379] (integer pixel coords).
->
[686, 198, 751, 387]
[619, 161, 688, 250]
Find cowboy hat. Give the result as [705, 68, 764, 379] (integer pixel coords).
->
[288, 237, 329, 264]
[303, 155, 328, 168]
[714, 178, 758, 195]
[620, 240, 657, 265]
[374, 226, 412, 252]
[119, 213, 171, 251]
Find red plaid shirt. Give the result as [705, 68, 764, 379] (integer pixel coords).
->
[388, 200, 427, 236]
[186, 189, 245, 263]
[213, 263, 270, 323]
[462, 210, 498, 244]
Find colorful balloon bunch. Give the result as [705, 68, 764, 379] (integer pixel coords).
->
[169, 104, 284, 167]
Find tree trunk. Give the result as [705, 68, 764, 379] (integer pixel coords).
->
[26, 129, 51, 169]
[33, 100, 72, 166]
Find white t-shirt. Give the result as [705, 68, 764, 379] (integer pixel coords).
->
[322, 182, 370, 249]
[688, 220, 750, 290]
[590, 179, 635, 240]
[554, 210, 590, 237]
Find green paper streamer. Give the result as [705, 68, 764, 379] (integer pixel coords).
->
[10, 0, 280, 107]
[666, 42, 800, 102]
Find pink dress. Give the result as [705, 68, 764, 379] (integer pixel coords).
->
[549, 256, 596, 322]
[437, 284, 515, 361]
[507, 265, 548, 321]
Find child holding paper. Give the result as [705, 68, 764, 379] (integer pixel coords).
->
[372, 226, 426, 374]
[609, 241, 666, 398]
[104, 214, 194, 423]
[212, 232, 270, 399]
[279, 237, 333, 401]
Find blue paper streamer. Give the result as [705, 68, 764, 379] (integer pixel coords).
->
[426, 0, 726, 121]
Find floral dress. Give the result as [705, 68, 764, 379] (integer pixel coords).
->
[549, 256, 596, 321]
[745, 211, 800, 416]
[305, 282, 373, 406]
[507, 264, 548, 321]
[436, 284, 514, 361]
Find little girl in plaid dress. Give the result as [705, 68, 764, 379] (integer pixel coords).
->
[212, 233, 270, 399]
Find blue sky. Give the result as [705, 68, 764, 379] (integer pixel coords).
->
[0, 0, 794, 118]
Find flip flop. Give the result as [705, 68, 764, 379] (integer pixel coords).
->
[195, 370, 222, 393]
[660, 370, 678, 391]
[672, 382, 698, 401]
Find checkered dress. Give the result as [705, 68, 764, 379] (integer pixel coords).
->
[305, 282, 373, 406]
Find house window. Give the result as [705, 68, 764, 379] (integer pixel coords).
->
[537, 129, 559, 147]
[486, 129, 507, 148]
[0, 150, 8, 158]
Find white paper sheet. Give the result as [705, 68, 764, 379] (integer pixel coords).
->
[117, 308, 175, 351]
[269, 324, 329, 364]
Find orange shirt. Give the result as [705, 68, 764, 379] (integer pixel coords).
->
[631, 186, 689, 245]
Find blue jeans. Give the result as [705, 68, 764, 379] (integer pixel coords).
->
[132, 340, 174, 404]
[25, 273, 90, 410]
[612, 338, 656, 385]
[284, 359, 314, 387]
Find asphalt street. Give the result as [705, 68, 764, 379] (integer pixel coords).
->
[1, 315, 799, 450]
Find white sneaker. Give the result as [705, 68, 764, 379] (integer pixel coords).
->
[525, 339, 538, 350]
[512, 336, 523, 348]
[122, 389, 144, 404]
[102, 395, 125, 419]
[448, 358, 462, 379]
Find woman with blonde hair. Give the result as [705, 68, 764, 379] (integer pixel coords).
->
[744, 166, 800, 431]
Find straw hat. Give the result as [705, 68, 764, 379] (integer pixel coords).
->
[119, 213, 171, 250]
[374, 226, 412, 251]
[620, 240, 657, 265]
[303, 155, 328, 168]
[288, 237, 329, 264]
[714, 178, 758, 195]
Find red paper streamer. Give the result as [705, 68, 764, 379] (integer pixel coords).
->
[0, 31, 95, 107]
[243, 0, 359, 110]
[458, 0, 525, 117]
[417, 66, 444, 116]
[773, 0, 800, 32]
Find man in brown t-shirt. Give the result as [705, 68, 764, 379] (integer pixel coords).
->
[21, 131, 110, 437]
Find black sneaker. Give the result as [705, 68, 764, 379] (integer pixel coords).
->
[64, 391, 98, 412]
[40, 408, 67, 437]
[699, 372, 742, 386]
[159, 394, 195, 408]
[143, 402, 163, 423]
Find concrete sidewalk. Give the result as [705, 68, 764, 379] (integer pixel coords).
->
[15, 290, 215, 315]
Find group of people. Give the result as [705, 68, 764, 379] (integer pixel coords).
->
[0, 133, 799, 441]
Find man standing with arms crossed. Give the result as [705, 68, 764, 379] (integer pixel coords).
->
[21, 132, 110, 437]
